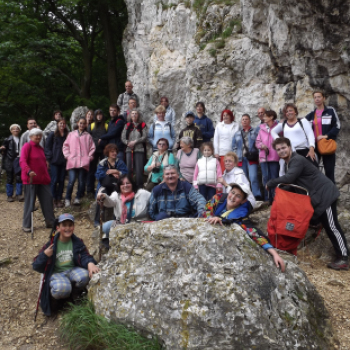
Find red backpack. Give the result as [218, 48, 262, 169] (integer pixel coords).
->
[267, 184, 314, 255]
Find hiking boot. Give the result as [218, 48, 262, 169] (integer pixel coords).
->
[7, 196, 14, 202]
[65, 199, 71, 208]
[73, 198, 81, 205]
[327, 256, 349, 271]
[16, 195, 25, 202]
[56, 200, 64, 208]
[22, 227, 31, 233]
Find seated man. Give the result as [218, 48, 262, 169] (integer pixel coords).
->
[267, 137, 349, 270]
[204, 182, 285, 272]
[149, 165, 206, 221]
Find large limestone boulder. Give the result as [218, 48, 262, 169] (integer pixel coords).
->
[89, 219, 336, 349]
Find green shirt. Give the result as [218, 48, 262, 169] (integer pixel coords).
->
[54, 238, 75, 273]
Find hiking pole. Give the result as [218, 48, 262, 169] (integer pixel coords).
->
[30, 177, 36, 240]
[98, 198, 104, 261]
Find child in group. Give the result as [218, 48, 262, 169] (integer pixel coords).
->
[32, 213, 99, 316]
[177, 111, 203, 149]
[193, 142, 223, 200]
[204, 182, 285, 272]
[218, 152, 257, 209]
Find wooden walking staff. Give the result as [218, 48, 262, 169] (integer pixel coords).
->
[29, 177, 36, 239]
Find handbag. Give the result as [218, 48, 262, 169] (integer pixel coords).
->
[314, 113, 337, 155]
[241, 131, 259, 161]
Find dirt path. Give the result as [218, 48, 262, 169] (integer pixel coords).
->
[0, 191, 349, 349]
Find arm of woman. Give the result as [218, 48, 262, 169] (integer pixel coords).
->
[266, 248, 286, 272]
[302, 119, 316, 160]
[121, 125, 128, 146]
[62, 133, 71, 159]
[116, 159, 128, 175]
[270, 123, 282, 140]
[135, 124, 148, 144]
[255, 130, 266, 150]
[215, 160, 223, 189]
[19, 143, 31, 175]
[326, 108, 341, 139]
[44, 132, 54, 161]
[192, 163, 199, 188]
[88, 134, 96, 160]
[144, 155, 154, 173]
[213, 125, 219, 155]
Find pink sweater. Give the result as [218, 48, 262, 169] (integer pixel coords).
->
[193, 158, 223, 189]
[20, 141, 51, 185]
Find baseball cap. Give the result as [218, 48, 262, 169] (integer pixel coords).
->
[185, 111, 195, 118]
[58, 213, 75, 223]
[228, 183, 251, 197]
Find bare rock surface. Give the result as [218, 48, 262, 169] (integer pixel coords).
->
[89, 218, 336, 349]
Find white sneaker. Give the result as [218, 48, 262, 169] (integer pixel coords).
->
[73, 198, 81, 205]
[65, 199, 71, 208]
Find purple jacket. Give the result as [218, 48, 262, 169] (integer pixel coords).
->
[255, 121, 280, 162]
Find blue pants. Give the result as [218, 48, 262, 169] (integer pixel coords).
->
[241, 157, 262, 199]
[6, 169, 22, 197]
[50, 164, 66, 200]
[198, 185, 216, 201]
[65, 168, 88, 200]
[260, 162, 279, 201]
[49, 267, 89, 299]
[102, 220, 115, 237]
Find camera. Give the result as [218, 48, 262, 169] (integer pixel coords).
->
[152, 166, 160, 173]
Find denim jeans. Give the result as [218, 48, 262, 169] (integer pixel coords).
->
[260, 162, 279, 202]
[50, 164, 66, 200]
[102, 220, 115, 237]
[6, 169, 22, 196]
[198, 185, 216, 201]
[241, 157, 262, 199]
[65, 168, 88, 200]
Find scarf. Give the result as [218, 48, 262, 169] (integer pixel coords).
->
[120, 192, 135, 224]
[125, 122, 146, 140]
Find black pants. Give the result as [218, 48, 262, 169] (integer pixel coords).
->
[296, 148, 318, 168]
[126, 152, 144, 190]
[317, 151, 336, 184]
[320, 201, 349, 257]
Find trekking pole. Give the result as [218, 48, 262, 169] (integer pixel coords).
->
[34, 234, 54, 322]
[30, 177, 36, 240]
[98, 198, 104, 261]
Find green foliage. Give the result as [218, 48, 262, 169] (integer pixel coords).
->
[209, 48, 217, 57]
[215, 39, 225, 49]
[60, 300, 163, 350]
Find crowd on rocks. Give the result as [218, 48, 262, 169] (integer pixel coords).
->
[1, 81, 348, 317]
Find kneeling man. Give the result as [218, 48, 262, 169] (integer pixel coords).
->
[149, 165, 206, 221]
[267, 137, 349, 270]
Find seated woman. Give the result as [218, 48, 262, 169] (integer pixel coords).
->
[144, 138, 177, 192]
[218, 152, 257, 209]
[97, 174, 151, 238]
[204, 183, 285, 272]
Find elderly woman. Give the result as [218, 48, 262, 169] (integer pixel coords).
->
[144, 138, 177, 192]
[176, 136, 201, 183]
[97, 174, 151, 239]
[122, 108, 148, 189]
[19, 128, 55, 232]
[232, 114, 262, 200]
[148, 105, 175, 151]
[0, 124, 24, 202]
[214, 109, 239, 171]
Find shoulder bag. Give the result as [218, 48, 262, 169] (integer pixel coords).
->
[314, 113, 336, 155]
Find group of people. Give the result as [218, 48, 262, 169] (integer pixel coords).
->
[1, 81, 348, 317]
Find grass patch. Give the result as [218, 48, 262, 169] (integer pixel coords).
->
[209, 48, 216, 57]
[60, 300, 163, 350]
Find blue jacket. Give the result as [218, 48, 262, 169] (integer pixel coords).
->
[44, 131, 67, 166]
[194, 115, 214, 142]
[95, 157, 128, 192]
[232, 127, 259, 162]
[148, 120, 175, 150]
[32, 233, 96, 316]
[149, 180, 206, 220]
[99, 116, 125, 151]
[305, 106, 340, 140]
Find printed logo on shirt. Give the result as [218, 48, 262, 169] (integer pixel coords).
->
[56, 250, 73, 264]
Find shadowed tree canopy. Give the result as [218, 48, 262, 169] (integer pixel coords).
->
[0, 0, 128, 141]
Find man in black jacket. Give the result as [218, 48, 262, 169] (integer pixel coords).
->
[98, 104, 125, 160]
[267, 137, 349, 270]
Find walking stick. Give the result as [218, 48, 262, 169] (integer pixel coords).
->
[98, 198, 104, 261]
[30, 177, 36, 239]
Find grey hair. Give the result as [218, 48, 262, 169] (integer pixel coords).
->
[28, 128, 43, 137]
[163, 164, 179, 174]
[180, 136, 193, 147]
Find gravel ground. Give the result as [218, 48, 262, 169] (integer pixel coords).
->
[0, 191, 349, 349]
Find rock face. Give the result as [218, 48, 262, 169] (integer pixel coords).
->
[123, 0, 350, 206]
[89, 219, 335, 349]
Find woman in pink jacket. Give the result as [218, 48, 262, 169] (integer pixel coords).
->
[255, 110, 280, 203]
[63, 117, 95, 207]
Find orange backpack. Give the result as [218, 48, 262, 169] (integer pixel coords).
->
[267, 184, 314, 255]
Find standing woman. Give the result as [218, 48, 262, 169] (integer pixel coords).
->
[20, 128, 55, 231]
[87, 109, 108, 196]
[63, 117, 95, 207]
[121, 109, 148, 190]
[271, 103, 317, 167]
[255, 110, 280, 203]
[194, 102, 215, 143]
[153, 96, 176, 129]
[213, 109, 239, 171]
[85, 109, 94, 128]
[43, 110, 70, 139]
[0, 124, 24, 202]
[305, 91, 340, 183]
[45, 119, 69, 208]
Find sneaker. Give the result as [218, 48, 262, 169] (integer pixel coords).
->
[22, 227, 31, 232]
[16, 195, 25, 202]
[65, 199, 71, 208]
[327, 257, 349, 271]
[73, 198, 81, 205]
[7, 196, 14, 202]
